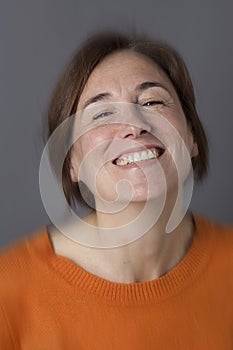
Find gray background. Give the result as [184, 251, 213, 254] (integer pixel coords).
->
[0, 0, 232, 247]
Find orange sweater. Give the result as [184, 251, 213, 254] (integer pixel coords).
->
[0, 215, 232, 349]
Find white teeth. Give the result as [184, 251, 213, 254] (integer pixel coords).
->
[133, 153, 141, 162]
[127, 155, 133, 163]
[115, 148, 162, 166]
[141, 150, 148, 160]
[152, 149, 159, 158]
[147, 150, 154, 159]
[121, 157, 128, 166]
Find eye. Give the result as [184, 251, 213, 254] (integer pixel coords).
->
[93, 111, 113, 120]
[142, 100, 164, 107]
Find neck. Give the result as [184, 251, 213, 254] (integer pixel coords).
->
[71, 194, 194, 283]
[50, 196, 195, 284]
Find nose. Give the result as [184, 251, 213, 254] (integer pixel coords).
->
[118, 124, 150, 139]
[116, 104, 152, 139]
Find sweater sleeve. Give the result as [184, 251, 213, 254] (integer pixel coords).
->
[0, 305, 18, 349]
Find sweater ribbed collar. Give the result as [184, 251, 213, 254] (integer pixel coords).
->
[37, 215, 214, 305]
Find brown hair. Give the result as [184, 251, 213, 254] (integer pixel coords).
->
[47, 31, 208, 208]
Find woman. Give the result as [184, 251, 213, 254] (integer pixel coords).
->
[0, 31, 232, 349]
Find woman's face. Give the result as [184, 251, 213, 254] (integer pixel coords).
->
[70, 50, 198, 209]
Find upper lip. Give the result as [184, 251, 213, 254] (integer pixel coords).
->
[112, 144, 165, 163]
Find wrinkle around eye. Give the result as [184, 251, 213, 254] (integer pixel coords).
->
[93, 111, 114, 120]
[142, 100, 165, 107]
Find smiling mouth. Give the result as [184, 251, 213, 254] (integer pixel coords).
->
[113, 147, 165, 166]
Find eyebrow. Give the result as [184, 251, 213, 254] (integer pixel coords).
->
[83, 92, 112, 108]
[135, 81, 169, 93]
[82, 81, 170, 108]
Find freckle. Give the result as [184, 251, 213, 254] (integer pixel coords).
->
[123, 260, 130, 264]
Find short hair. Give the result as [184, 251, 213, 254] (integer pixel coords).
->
[47, 31, 208, 208]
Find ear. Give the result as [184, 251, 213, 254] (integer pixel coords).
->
[69, 151, 79, 183]
[191, 141, 199, 158]
[70, 163, 79, 182]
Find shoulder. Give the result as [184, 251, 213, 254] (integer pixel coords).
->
[0, 227, 49, 266]
[194, 214, 233, 242]
[209, 218, 233, 263]
[193, 214, 233, 274]
[0, 227, 50, 296]
[0, 228, 50, 347]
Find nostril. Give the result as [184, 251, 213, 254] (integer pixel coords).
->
[140, 129, 149, 135]
[124, 133, 135, 139]
[124, 128, 149, 139]
[120, 123, 151, 139]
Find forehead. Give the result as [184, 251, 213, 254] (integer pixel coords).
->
[90, 50, 163, 76]
[78, 50, 175, 108]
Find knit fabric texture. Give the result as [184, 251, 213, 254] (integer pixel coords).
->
[0, 215, 232, 349]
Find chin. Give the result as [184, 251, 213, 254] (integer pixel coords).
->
[130, 191, 166, 203]
[114, 183, 167, 203]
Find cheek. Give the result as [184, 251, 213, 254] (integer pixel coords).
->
[73, 131, 102, 160]
[78, 125, 115, 152]
[72, 127, 114, 180]
[76, 124, 121, 163]
[165, 112, 194, 149]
